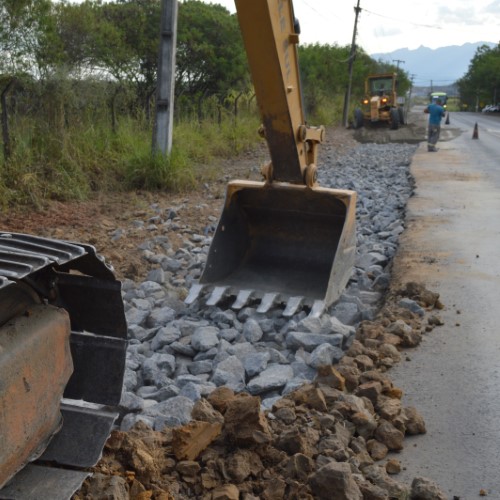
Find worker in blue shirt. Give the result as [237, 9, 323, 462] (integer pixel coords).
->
[424, 98, 446, 152]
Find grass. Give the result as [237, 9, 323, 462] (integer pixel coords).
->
[0, 93, 347, 209]
[0, 110, 262, 208]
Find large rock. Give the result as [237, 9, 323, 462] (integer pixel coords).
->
[191, 326, 220, 351]
[172, 420, 222, 460]
[309, 461, 363, 500]
[410, 476, 448, 500]
[223, 395, 272, 446]
[211, 355, 246, 392]
[211, 484, 240, 500]
[143, 395, 194, 428]
[286, 331, 343, 351]
[374, 420, 405, 451]
[223, 449, 263, 483]
[246, 364, 294, 395]
[277, 426, 318, 457]
[404, 406, 427, 435]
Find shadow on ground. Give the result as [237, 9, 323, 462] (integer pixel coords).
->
[352, 109, 461, 145]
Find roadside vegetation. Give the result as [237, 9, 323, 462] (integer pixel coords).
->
[457, 43, 500, 110]
[0, 0, 412, 208]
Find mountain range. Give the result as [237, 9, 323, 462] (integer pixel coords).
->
[371, 42, 496, 86]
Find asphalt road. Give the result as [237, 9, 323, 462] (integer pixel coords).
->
[388, 110, 500, 498]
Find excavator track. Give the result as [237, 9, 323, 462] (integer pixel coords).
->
[0, 233, 127, 500]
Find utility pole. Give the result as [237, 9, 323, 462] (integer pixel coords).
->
[406, 74, 415, 123]
[152, 0, 178, 156]
[342, 0, 362, 128]
[392, 59, 405, 73]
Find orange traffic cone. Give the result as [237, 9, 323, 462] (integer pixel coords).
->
[472, 122, 479, 139]
[445, 113, 450, 125]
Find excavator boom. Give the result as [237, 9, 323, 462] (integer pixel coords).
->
[186, 0, 357, 316]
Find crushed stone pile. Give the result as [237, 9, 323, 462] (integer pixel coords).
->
[117, 143, 419, 432]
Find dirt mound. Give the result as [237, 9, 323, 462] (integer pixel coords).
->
[73, 283, 447, 500]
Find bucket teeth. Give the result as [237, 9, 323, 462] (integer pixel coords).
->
[185, 284, 323, 318]
[232, 290, 254, 310]
[308, 300, 325, 319]
[185, 283, 205, 305]
[257, 292, 280, 314]
[206, 286, 229, 307]
[283, 296, 304, 318]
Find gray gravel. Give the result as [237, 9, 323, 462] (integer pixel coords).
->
[118, 142, 418, 431]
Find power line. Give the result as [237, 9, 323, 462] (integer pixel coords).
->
[301, 0, 323, 17]
[413, 78, 460, 84]
[362, 8, 442, 30]
[300, 0, 346, 23]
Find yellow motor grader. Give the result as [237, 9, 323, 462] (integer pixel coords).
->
[354, 73, 405, 130]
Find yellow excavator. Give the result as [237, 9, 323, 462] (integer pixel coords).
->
[186, 0, 357, 318]
[0, 235, 127, 499]
[1, 0, 356, 496]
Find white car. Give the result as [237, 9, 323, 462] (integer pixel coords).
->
[482, 104, 500, 113]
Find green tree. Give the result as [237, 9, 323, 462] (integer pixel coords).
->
[51, 0, 160, 123]
[297, 43, 410, 117]
[98, 0, 161, 105]
[176, 0, 248, 100]
[458, 43, 500, 108]
[0, 0, 54, 160]
[0, 0, 57, 77]
[52, 1, 103, 76]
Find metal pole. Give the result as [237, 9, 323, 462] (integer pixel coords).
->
[342, 0, 361, 128]
[152, 0, 178, 156]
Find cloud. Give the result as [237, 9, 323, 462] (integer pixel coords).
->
[373, 26, 403, 38]
[437, 1, 500, 25]
[436, 6, 484, 25]
[484, 0, 500, 13]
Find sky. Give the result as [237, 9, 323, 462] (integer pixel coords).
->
[64, 0, 499, 53]
[201, 0, 499, 54]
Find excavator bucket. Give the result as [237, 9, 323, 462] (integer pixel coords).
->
[186, 0, 358, 316]
[187, 181, 356, 315]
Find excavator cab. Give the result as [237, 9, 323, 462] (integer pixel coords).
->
[186, 0, 357, 317]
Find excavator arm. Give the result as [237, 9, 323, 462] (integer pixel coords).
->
[235, 0, 324, 185]
[186, 0, 357, 317]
